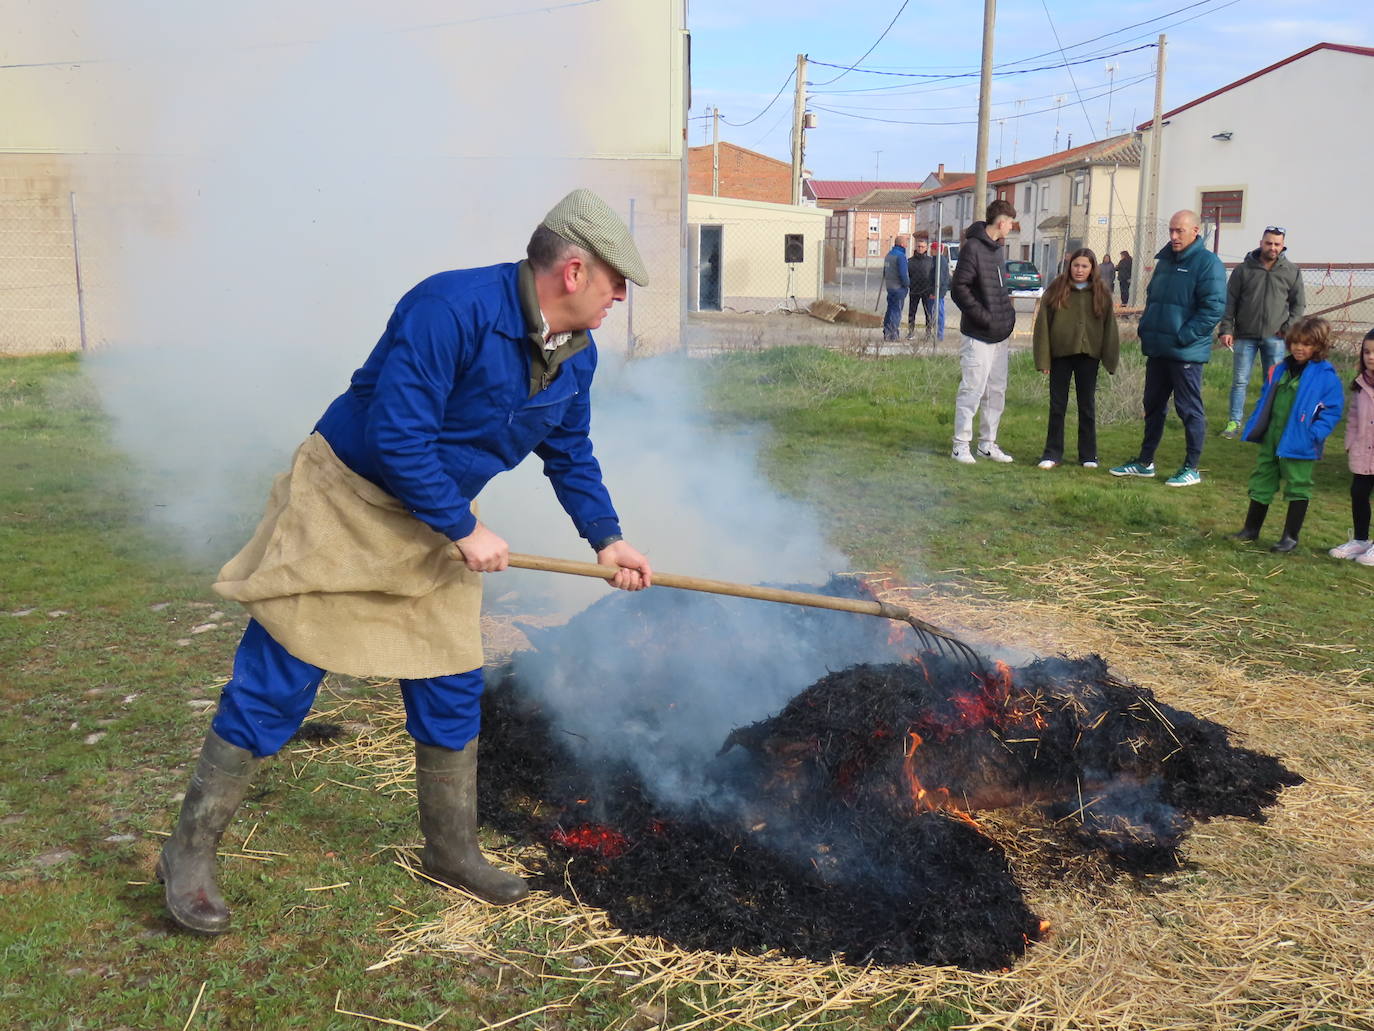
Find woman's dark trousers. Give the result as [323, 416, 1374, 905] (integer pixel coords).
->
[1042, 354, 1101, 463]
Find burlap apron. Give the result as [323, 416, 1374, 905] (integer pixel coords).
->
[213, 432, 482, 678]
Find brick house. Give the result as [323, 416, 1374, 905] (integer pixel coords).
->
[687, 141, 793, 205]
[805, 179, 926, 269]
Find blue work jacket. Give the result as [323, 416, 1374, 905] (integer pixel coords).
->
[1242, 358, 1345, 460]
[314, 262, 620, 546]
[1137, 237, 1226, 363]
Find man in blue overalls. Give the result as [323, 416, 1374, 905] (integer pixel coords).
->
[158, 190, 654, 934]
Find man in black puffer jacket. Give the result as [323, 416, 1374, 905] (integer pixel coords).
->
[949, 199, 1018, 463]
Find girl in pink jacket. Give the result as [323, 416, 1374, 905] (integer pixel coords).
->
[1329, 328, 1374, 564]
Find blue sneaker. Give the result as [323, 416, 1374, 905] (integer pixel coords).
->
[1109, 460, 1155, 478]
[1164, 466, 1202, 487]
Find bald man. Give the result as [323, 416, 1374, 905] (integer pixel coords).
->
[1110, 210, 1226, 487]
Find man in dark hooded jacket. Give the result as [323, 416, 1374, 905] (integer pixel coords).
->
[949, 199, 1018, 463]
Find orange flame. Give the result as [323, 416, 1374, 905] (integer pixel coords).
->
[902, 731, 981, 830]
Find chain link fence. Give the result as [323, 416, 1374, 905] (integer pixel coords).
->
[0, 193, 87, 355]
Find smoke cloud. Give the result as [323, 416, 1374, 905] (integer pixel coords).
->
[32, 0, 854, 755]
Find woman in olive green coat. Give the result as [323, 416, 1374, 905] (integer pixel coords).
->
[1033, 248, 1121, 468]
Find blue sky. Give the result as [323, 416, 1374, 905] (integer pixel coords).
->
[687, 0, 1370, 181]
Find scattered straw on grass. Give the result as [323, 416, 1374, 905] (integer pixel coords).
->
[294, 547, 1373, 1031]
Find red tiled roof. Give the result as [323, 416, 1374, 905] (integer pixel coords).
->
[1136, 42, 1374, 129]
[918, 134, 1139, 200]
[806, 179, 925, 201]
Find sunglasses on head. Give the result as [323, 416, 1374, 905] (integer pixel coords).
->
[1264, 225, 1286, 235]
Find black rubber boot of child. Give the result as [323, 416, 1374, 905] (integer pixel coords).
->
[1270, 499, 1309, 553]
[1231, 499, 1268, 541]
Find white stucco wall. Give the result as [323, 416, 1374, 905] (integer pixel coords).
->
[1155, 47, 1373, 264]
[1, 0, 688, 355]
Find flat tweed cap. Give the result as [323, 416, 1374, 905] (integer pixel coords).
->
[540, 189, 649, 287]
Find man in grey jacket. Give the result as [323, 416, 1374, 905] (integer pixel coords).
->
[1218, 226, 1305, 437]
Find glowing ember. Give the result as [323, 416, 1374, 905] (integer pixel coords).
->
[549, 824, 628, 857]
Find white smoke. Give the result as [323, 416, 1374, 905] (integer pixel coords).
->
[29, 3, 859, 803]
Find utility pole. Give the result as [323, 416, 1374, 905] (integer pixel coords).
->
[790, 53, 807, 205]
[972, 0, 997, 212]
[874, 150, 882, 180]
[1132, 34, 1166, 307]
[1103, 62, 1119, 137]
[712, 106, 720, 197]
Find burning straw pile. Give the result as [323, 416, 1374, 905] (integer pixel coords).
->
[469, 596, 1301, 971]
[299, 563, 1372, 1029]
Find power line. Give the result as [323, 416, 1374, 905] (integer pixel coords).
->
[719, 67, 797, 127]
[1039, 0, 1095, 141]
[812, 71, 1153, 114]
[809, 0, 912, 87]
[809, 72, 1152, 127]
[807, 42, 1158, 83]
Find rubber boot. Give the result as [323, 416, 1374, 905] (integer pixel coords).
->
[1231, 499, 1269, 541]
[1270, 499, 1309, 553]
[416, 738, 528, 905]
[157, 730, 262, 934]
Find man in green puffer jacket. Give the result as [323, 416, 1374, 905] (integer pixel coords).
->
[1110, 210, 1226, 487]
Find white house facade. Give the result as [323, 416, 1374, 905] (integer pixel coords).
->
[1147, 42, 1374, 266]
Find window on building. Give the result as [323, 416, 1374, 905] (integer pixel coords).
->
[1200, 189, 1244, 223]
[899, 216, 911, 233]
[1023, 185, 1033, 212]
[1071, 176, 1086, 206]
[1021, 245, 1030, 260]
[868, 215, 881, 234]
[867, 239, 880, 256]
[1040, 185, 1050, 211]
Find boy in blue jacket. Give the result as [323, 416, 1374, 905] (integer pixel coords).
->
[1231, 316, 1345, 552]
[158, 190, 654, 935]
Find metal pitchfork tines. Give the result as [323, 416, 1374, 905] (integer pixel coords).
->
[505, 553, 986, 675]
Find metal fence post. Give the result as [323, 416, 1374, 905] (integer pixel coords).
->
[68, 191, 89, 352]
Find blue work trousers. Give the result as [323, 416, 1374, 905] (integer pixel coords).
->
[883, 288, 908, 341]
[211, 619, 484, 758]
[1228, 336, 1284, 423]
[1138, 357, 1207, 470]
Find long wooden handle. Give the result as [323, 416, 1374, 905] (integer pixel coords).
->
[506, 552, 913, 623]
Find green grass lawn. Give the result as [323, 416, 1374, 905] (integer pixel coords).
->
[1, 348, 1366, 1030]
[702, 344, 1369, 677]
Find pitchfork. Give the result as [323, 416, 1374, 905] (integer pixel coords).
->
[506, 553, 985, 674]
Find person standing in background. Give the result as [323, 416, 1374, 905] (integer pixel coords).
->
[1098, 253, 1116, 301]
[905, 237, 937, 341]
[1117, 250, 1134, 305]
[882, 234, 910, 343]
[1217, 226, 1305, 439]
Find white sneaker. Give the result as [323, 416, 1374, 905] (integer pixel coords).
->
[1037, 459, 1057, 470]
[977, 442, 1014, 463]
[1357, 547, 1374, 567]
[1329, 538, 1373, 560]
[1082, 461, 1099, 469]
[951, 442, 976, 464]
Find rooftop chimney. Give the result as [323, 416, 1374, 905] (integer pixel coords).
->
[937, 163, 945, 177]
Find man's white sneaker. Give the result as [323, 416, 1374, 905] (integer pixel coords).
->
[1329, 538, 1373, 560]
[1037, 459, 1057, 469]
[1357, 547, 1374, 567]
[951, 442, 976, 464]
[977, 442, 1014, 463]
